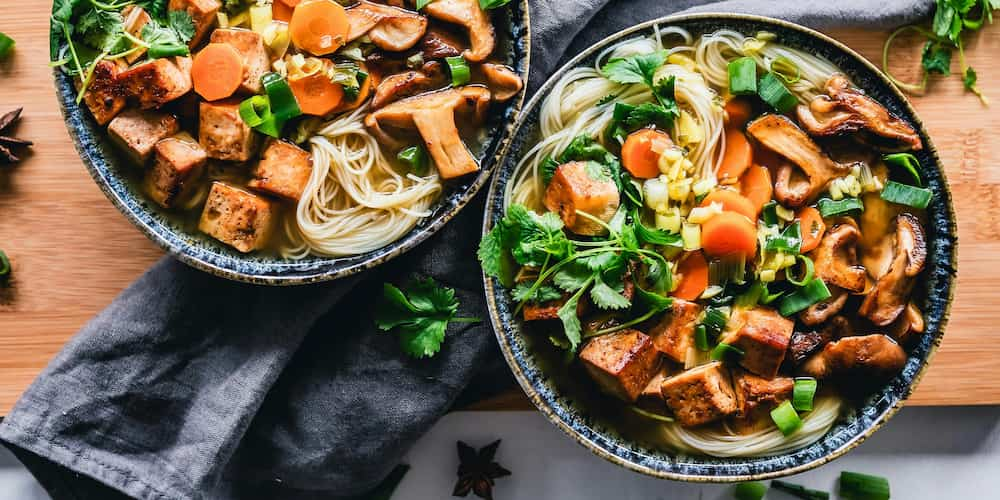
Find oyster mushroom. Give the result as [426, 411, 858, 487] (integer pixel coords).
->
[746, 114, 852, 207]
[371, 65, 448, 109]
[810, 220, 867, 293]
[797, 75, 921, 151]
[859, 213, 927, 326]
[788, 315, 850, 366]
[887, 302, 925, 346]
[423, 0, 495, 62]
[799, 286, 848, 326]
[481, 63, 523, 102]
[346, 0, 428, 52]
[800, 334, 907, 380]
[365, 86, 491, 179]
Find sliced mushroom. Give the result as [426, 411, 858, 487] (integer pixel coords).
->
[481, 63, 523, 102]
[371, 65, 449, 109]
[421, 26, 465, 59]
[799, 286, 848, 326]
[810, 221, 867, 293]
[859, 213, 927, 326]
[423, 0, 495, 62]
[346, 0, 428, 52]
[746, 114, 852, 207]
[788, 316, 850, 366]
[797, 75, 921, 151]
[800, 334, 906, 381]
[365, 86, 491, 179]
[887, 301, 925, 346]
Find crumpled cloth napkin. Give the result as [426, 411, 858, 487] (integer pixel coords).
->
[0, 0, 932, 498]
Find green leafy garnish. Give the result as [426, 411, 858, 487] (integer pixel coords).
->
[597, 93, 619, 106]
[920, 40, 952, 75]
[600, 51, 679, 141]
[512, 282, 562, 303]
[478, 0, 511, 9]
[142, 11, 195, 59]
[601, 50, 667, 86]
[375, 278, 481, 358]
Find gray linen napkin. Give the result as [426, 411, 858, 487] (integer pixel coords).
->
[1, 0, 932, 498]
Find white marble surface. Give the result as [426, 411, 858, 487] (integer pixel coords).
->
[2, 406, 999, 499]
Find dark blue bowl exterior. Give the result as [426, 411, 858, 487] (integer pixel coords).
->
[55, 2, 530, 285]
[484, 14, 957, 481]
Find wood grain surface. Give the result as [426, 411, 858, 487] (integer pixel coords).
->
[1, 4, 997, 414]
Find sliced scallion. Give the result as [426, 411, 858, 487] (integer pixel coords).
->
[793, 377, 817, 411]
[765, 221, 802, 254]
[446, 56, 471, 86]
[786, 254, 814, 287]
[397, 145, 429, 176]
[778, 278, 831, 316]
[728, 57, 758, 95]
[817, 197, 863, 217]
[735, 281, 767, 308]
[694, 325, 710, 351]
[770, 55, 801, 84]
[770, 400, 802, 435]
[702, 307, 729, 337]
[883, 152, 922, 186]
[710, 342, 744, 361]
[772, 480, 830, 500]
[757, 72, 798, 113]
[734, 481, 767, 500]
[839, 471, 890, 500]
[761, 201, 779, 225]
[880, 180, 933, 209]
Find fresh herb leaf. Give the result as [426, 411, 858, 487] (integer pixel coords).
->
[77, 9, 126, 53]
[478, 0, 511, 10]
[614, 102, 677, 131]
[964, 65, 978, 91]
[559, 135, 616, 164]
[168, 10, 196, 42]
[921, 41, 952, 75]
[478, 204, 574, 273]
[478, 224, 505, 280]
[652, 75, 678, 108]
[554, 262, 593, 292]
[597, 93, 619, 105]
[512, 282, 562, 303]
[375, 278, 480, 358]
[600, 50, 667, 86]
[590, 274, 631, 310]
[541, 156, 560, 185]
[584, 161, 612, 182]
[415, 0, 435, 9]
[141, 11, 195, 59]
[557, 290, 586, 349]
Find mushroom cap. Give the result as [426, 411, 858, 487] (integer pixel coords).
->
[810, 220, 868, 293]
[800, 334, 907, 381]
[481, 63, 523, 102]
[859, 213, 927, 326]
[346, 0, 428, 51]
[423, 0, 496, 62]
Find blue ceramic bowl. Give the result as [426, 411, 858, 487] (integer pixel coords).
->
[54, 2, 530, 285]
[483, 13, 957, 481]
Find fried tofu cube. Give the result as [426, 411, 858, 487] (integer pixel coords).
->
[544, 161, 621, 236]
[144, 133, 208, 208]
[119, 57, 193, 109]
[199, 99, 259, 162]
[731, 369, 794, 418]
[579, 329, 660, 403]
[81, 60, 126, 126]
[121, 5, 151, 64]
[646, 299, 702, 363]
[659, 362, 738, 427]
[210, 28, 270, 95]
[169, 0, 221, 47]
[198, 182, 276, 252]
[248, 140, 312, 201]
[107, 109, 180, 164]
[719, 307, 794, 379]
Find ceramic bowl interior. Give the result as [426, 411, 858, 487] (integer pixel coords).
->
[55, 2, 530, 285]
[484, 13, 957, 481]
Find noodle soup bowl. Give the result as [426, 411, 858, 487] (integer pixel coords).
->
[55, 2, 529, 285]
[484, 13, 956, 481]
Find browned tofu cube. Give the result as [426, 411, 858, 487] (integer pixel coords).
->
[719, 307, 794, 379]
[646, 299, 702, 363]
[119, 57, 193, 109]
[144, 134, 208, 208]
[169, 0, 221, 47]
[81, 60, 126, 126]
[107, 110, 180, 164]
[121, 5, 151, 64]
[199, 99, 258, 162]
[198, 182, 277, 252]
[248, 140, 312, 201]
[731, 369, 793, 418]
[579, 329, 660, 403]
[210, 28, 270, 95]
[544, 161, 620, 236]
[659, 362, 738, 427]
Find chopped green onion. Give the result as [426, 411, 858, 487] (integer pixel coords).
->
[770, 400, 802, 435]
[839, 471, 890, 500]
[778, 278, 831, 316]
[785, 254, 814, 287]
[239, 95, 271, 128]
[147, 42, 189, 59]
[880, 180, 932, 209]
[446, 56, 470, 86]
[734, 481, 767, 500]
[0, 32, 14, 60]
[397, 145, 429, 176]
[735, 281, 767, 308]
[765, 221, 802, 254]
[757, 72, 798, 113]
[728, 57, 758, 95]
[694, 325, 710, 351]
[262, 72, 302, 122]
[415, 0, 435, 9]
[710, 342, 744, 361]
[761, 285, 784, 305]
[883, 152, 922, 186]
[771, 55, 801, 84]
[817, 197, 863, 217]
[793, 377, 817, 411]
[761, 201, 779, 225]
[702, 307, 729, 337]
[772, 480, 830, 500]
[0, 249, 10, 279]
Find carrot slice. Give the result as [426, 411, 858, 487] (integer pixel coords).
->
[272, 0, 294, 22]
[621, 128, 672, 179]
[717, 126, 754, 182]
[699, 189, 757, 221]
[701, 211, 757, 258]
[739, 165, 773, 216]
[724, 96, 754, 127]
[290, 0, 349, 56]
[331, 63, 376, 113]
[191, 43, 244, 101]
[280, 0, 302, 6]
[672, 251, 709, 301]
[289, 70, 345, 116]
[796, 206, 826, 253]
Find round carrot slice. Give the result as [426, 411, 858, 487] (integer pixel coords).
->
[739, 165, 773, 216]
[289, 71, 344, 116]
[724, 96, 754, 127]
[717, 126, 753, 182]
[191, 43, 244, 101]
[621, 128, 673, 179]
[699, 189, 757, 221]
[701, 211, 757, 258]
[290, 0, 349, 56]
[672, 250, 709, 301]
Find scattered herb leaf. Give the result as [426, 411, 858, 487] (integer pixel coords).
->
[374, 278, 480, 358]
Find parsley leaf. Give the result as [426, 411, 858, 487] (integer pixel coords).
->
[590, 274, 630, 310]
[600, 50, 667, 86]
[540, 156, 560, 185]
[136, 0, 168, 18]
[921, 41, 952, 75]
[477, 204, 574, 278]
[77, 9, 128, 54]
[512, 282, 562, 303]
[142, 11, 195, 59]
[375, 278, 480, 358]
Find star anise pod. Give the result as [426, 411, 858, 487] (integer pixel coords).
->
[0, 108, 32, 164]
[452, 439, 511, 500]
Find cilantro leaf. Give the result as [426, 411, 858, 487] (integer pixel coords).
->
[559, 135, 616, 165]
[168, 10, 196, 43]
[541, 156, 560, 185]
[652, 75, 678, 109]
[600, 50, 667, 86]
[590, 275, 630, 310]
[477, 204, 574, 276]
[136, 0, 168, 18]
[554, 263, 593, 292]
[932, 3, 958, 40]
[584, 161, 612, 182]
[578, 251, 621, 272]
[964, 66, 978, 90]
[375, 279, 479, 359]
[477, 225, 505, 279]
[556, 294, 584, 350]
[78, 8, 127, 53]
[142, 11, 195, 59]
[512, 282, 562, 303]
[622, 102, 677, 130]
[921, 41, 952, 75]
[597, 93, 618, 106]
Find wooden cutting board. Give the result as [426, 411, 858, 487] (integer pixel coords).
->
[1, 4, 998, 415]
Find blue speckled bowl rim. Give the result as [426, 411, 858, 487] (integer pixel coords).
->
[53, 2, 531, 286]
[483, 13, 957, 482]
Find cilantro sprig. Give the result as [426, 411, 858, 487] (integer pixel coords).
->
[883, 0, 998, 104]
[375, 278, 481, 359]
[599, 50, 680, 142]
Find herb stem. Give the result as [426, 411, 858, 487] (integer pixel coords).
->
[513, 247, 627, 313]
[62, 23, 84, 80]
[121, 31, 151, 49]
[588, 306, 662, 338]
[882, 25, 934, 94]
[76, 50, 109, 104]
